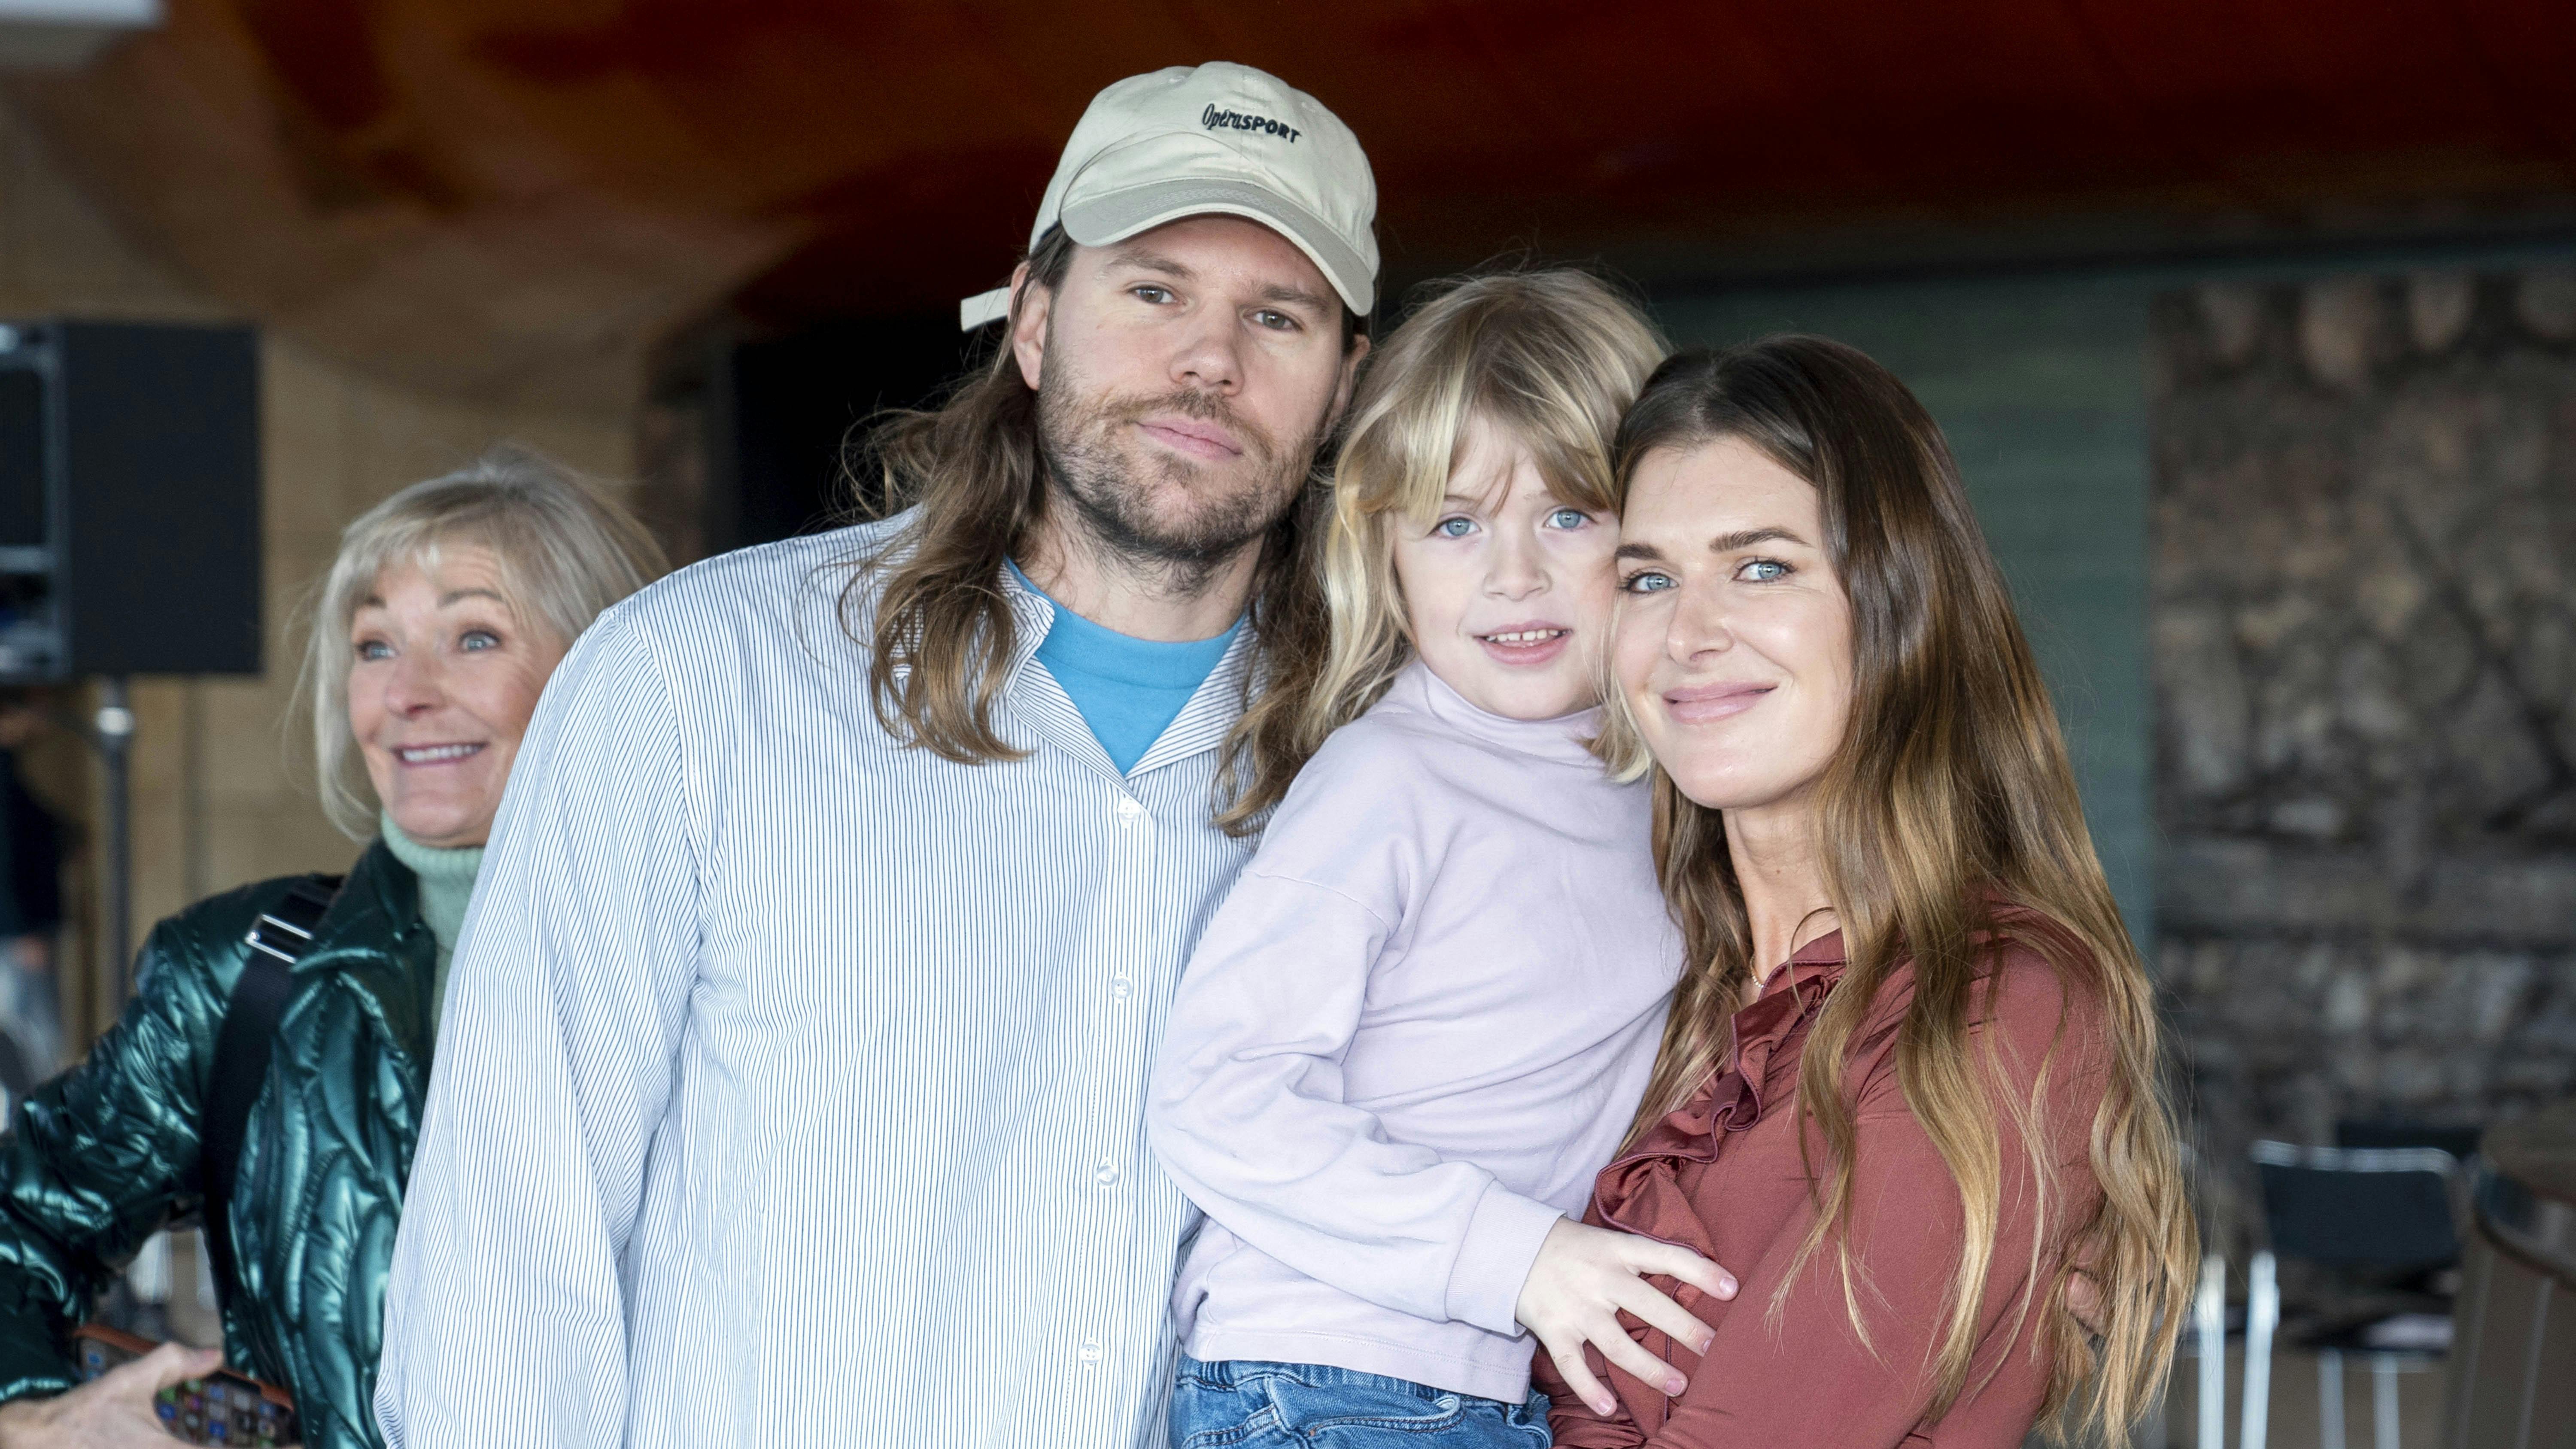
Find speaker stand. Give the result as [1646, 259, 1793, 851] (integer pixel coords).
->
[91, 677, 133, 999]
[79, 677, 177, 1332]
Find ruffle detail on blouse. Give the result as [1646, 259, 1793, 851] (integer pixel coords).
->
[1594, 931, 1850, 1239]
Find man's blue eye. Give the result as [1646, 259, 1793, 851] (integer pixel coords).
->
[1546, 507, 1590, 530]
[1436, 517, 1475, 538]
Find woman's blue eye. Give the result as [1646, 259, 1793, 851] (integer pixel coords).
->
[1739, 559, 1790, 583]
[460, 630, 501, 651]
[1435, 517, 1475, 539]
[355, 639, 393, 661]
[1546, 507, 1591, 530]
[1620, 571, 1675, 595]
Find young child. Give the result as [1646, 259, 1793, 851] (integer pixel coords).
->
[1149, 270, 1724, 1446]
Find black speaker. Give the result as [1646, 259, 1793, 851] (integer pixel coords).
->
[0, 320, 262, 679]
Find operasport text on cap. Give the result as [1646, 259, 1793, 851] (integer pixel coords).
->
[958, 62, 1378, 331]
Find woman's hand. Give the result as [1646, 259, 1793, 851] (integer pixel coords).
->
[1517, 1217, 1737, 1417]
[0, 1342, 282, 1449]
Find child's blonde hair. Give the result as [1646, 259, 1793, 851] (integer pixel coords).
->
[1216, 267, 1666, 828]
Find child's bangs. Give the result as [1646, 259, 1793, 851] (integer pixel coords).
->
[1346, 376, 1483, 526]
[1355, 394, 1616, 529]
[1477, 376, 1622, 516]
[1522, 423, 1620, 516]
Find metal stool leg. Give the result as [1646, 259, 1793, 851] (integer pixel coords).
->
[2318, 1349, 2344, 1449]
[2371, 1356, 2398, 1449]
[2197, 1254, 2227, 1449]
[2242, 1252, 2277, 1449]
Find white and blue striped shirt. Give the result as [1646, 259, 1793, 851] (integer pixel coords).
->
[374, 517, 1261, 1448]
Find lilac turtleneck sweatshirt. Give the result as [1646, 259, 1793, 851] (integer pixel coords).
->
[1147, 660, 1680, 1405]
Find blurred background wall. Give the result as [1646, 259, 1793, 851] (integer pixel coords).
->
[2152, 269, 2576, 1235]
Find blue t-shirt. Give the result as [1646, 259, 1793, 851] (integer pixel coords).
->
[1012, 562, 1242, 774]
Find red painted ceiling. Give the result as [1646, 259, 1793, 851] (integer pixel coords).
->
[8, 0, 2571, 403]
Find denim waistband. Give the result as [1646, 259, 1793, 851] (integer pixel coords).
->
[1175, 1355, 1516, 1407]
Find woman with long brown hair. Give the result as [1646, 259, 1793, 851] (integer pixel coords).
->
[1532, 337, 2193, 1447]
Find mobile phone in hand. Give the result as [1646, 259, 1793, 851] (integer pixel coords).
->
[70, 1324, 298, 1446]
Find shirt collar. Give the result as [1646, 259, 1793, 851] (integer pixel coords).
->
[377, 811, 486, 888]
[1767, 927, 1849, 993]
[1129, 621, 1258, 774]
[996, 562, 1259, 778]
[1008, 558, 1242, 683]
[1393, 660, 1606, 769]
[996, 561, 1057, 678]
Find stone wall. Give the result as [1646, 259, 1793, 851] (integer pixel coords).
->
[0, 100, 644, 1046]
[2151, 268, 2576, 1230]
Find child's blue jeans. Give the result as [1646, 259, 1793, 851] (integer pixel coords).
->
[1170, 1355, 1551, 1447]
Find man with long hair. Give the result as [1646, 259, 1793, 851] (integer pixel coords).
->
[375, 64, 1376, 1448]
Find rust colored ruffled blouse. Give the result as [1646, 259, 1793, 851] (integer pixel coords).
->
[1534, 924, 2109, 1449]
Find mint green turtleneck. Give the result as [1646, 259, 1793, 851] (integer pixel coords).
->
[379, 812, 485, 1023]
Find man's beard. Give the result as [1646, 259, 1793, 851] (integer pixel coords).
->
[1034, 359, 1321, 598]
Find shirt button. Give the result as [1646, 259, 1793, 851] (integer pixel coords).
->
[1094, 1158, 1121, 1188]
[1115, 796, 1144, 826]
[1109, 974, 1134, 1003]
[1078, 1338, 1105, 1368]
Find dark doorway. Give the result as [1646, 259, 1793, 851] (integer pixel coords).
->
[705, 310, 984, 553]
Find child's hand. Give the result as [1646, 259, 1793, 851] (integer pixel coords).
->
[1516, 1217, 1736, 1418]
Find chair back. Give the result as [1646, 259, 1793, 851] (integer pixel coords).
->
[2334, 1119, 2483, 1162]
[2251, 1140, 2460, 1270]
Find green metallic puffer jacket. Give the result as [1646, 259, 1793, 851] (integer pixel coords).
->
[0, 841, 433, 1449]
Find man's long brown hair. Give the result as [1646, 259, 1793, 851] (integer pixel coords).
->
[842, 227, 1348, 829]
[1595, 337, 2194, 1439]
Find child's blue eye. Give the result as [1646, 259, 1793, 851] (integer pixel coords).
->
[1620, 571, 1676, 595]
[1545, 507, 1591, 530]
[1435, 517, 1475, 539]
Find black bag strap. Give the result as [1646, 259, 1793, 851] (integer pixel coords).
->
[200, 873, 341, 1316]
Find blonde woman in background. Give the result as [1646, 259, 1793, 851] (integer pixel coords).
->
[0, 448, 665, 1449]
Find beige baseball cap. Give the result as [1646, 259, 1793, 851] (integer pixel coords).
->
[959, 62, 1378, 331]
